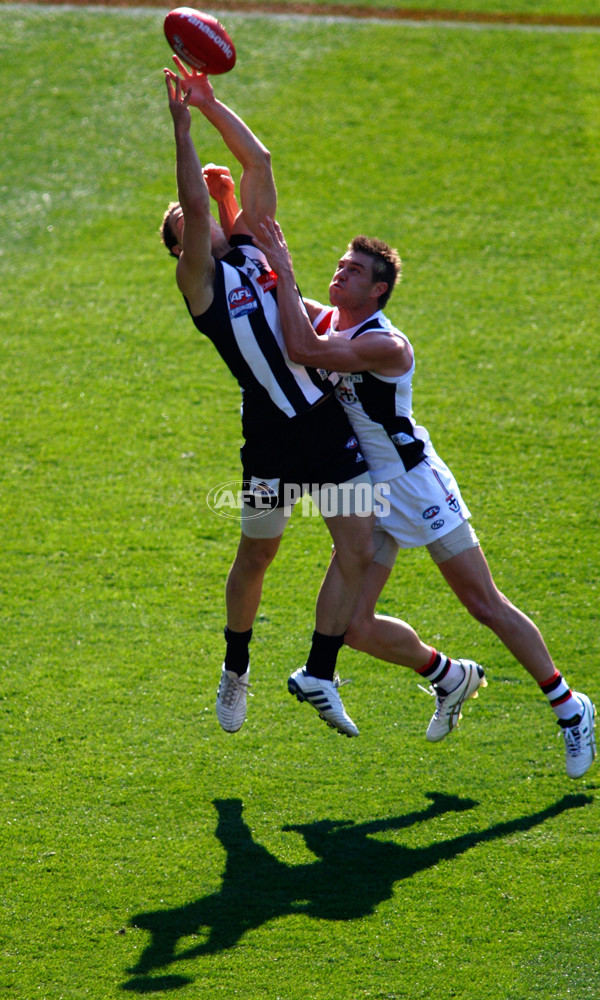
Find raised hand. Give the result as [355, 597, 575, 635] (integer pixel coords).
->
[171, 54, 215, 109]
[202, 163, 236, 202]
[164, 68, 192, 131]
[255, 216, 294, 277]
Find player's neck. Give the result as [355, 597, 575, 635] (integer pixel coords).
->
[333, 304, 380, 332]
[213, 238, 232, 260]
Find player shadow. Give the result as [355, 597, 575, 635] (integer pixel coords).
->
[122, 791, 591, 993]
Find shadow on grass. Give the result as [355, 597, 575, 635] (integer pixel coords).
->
[122, 791, 591, 993]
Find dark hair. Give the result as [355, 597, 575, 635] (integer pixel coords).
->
[160, 201, 181, 258]
[349, 235, 402, 309]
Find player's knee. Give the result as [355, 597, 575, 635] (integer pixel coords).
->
[462, 590, 503, 629]
[344, 616, 367, 650]
[236, 538, 278, 575]
[344, 596, 377, 651]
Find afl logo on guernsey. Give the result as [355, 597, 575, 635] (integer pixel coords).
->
[422, 505, 440, 520]
[229, 286, 258, 318]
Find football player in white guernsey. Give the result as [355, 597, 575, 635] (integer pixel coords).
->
[255, 216, 596, 779]
[162, 65, 384, 740]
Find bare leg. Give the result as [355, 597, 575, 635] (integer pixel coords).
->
[345, 560, 434, 670]
[225, 532, 282, 632]
[437, 545, 556, 684]
[287, 513, 375, 737]
[314, 513, 376, 635]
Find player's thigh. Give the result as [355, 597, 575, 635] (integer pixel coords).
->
[320, 484, 376, 566]
[436, 541, 502, 610]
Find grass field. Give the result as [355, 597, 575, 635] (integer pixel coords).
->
[1, 4, 599, 999]
[22, 0, 600, 25]
[214, 0, 600, 19]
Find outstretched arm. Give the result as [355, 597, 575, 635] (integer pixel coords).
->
[255, 218, 410, 375]
[165, 69, 215, 316]
[171, 57, 276, 238]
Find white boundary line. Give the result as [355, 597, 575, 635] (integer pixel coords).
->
[3, 2, 600, 33]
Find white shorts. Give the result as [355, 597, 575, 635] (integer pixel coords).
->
[374, 451, 472, 551]
[374, 519, 480, 568]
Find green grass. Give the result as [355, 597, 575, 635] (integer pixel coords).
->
[12, 0, 600, 23]
[1, 6, 599, 999]
[211, 0, 600, 19]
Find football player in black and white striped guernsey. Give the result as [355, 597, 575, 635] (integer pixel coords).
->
[161, 66, 379, 739]
[256, 216, 596, 779]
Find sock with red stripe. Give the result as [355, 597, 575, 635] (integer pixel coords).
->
[417, 649, 464, 694]
[540, 670, 583, 723]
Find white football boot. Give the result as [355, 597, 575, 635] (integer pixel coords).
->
[216, 665, 250, 733]
[288, 667, 359, 737]
[560, 692, 596, 779]
[425, 659, 487, 742]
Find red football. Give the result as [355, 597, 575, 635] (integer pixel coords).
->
[164, 7, 236, 75]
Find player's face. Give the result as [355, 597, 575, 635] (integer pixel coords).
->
[170, 209, 228, 258]
[169, 206, 185, 256]
[329, 250, 377, 309]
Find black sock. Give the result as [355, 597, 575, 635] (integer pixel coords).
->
[305, 631, 345, 681]
[224, 626, 252, 676]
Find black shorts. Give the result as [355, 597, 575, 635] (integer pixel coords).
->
[240, 393, 368, 508]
